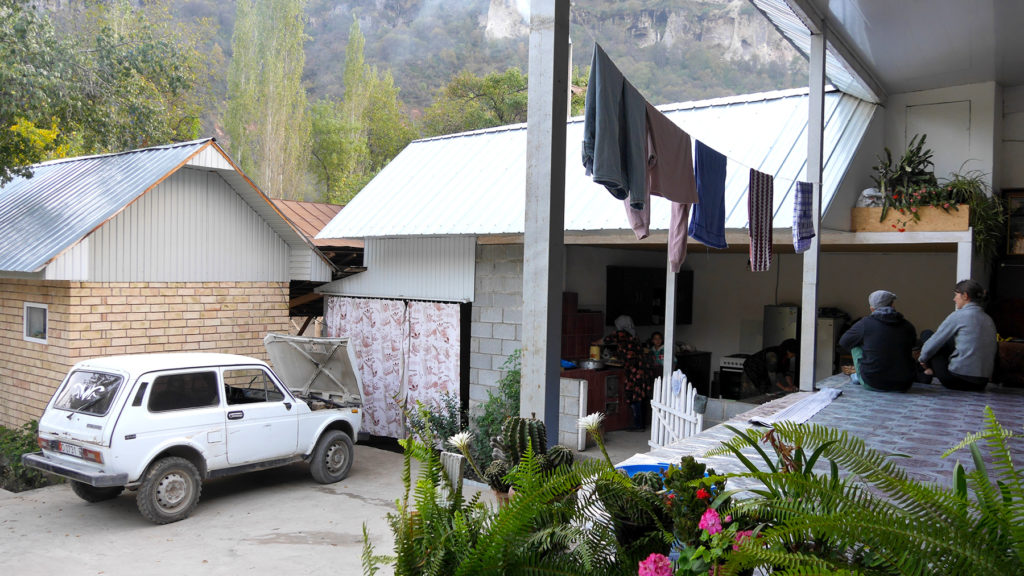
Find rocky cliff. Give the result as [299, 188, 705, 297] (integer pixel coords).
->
[486, 0, 798, 65]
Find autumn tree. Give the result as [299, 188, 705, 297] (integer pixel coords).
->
[225, 0, 311, 200]
[308, 18, 414, 204]
[0, 0, 212, 185]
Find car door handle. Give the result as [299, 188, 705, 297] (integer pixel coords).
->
[228, 410, 244, 420]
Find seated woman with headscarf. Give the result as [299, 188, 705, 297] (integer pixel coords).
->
[604, 315, 655, 430]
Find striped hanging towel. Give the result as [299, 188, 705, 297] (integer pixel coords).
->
[748, 169, 774, 271]
[793, 181, 816, 253]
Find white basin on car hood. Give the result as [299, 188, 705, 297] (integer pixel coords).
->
[264, 334, 364, 406]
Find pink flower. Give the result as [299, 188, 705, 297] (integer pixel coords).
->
[699, 508, 722, 535]
[724, 515, 732, 523]
[943, 203, 950, 208]
[911, 207, 917, 213]
[733, 530, 755, 551]
[638, 553, 673, 576]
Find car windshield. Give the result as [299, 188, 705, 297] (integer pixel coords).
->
[53, 371, 125, 416]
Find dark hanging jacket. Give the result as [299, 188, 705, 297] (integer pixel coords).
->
[839, 307, 917, 391]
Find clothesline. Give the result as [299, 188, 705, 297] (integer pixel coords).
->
[581, 42, 817, 265]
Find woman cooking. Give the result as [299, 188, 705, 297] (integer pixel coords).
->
[604, 315, 655, 431]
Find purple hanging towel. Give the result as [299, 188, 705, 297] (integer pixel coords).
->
[748, 169, 774, 272]
[793, 181, 816, 253]
[689, 141, 728, 249]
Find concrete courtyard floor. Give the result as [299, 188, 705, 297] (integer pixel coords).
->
[3, 376, 1021, 575]
[0, 444, 494, 576]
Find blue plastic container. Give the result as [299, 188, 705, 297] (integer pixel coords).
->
[616, 463, 670, 477]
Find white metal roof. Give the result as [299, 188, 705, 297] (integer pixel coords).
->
[318, 88, 875, 241]
[0, 139, 327, 274]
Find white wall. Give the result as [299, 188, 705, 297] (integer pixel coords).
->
[884, 82, 999, 188]
[319, 236, 476, 301]
[82, 169, 291, 282]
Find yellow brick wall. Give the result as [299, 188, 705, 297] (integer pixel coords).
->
[0, 279, 290, 428]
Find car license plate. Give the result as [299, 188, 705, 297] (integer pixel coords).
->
[59, 442, 83, 458]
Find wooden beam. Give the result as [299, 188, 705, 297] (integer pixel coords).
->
[289, 292, 323, 308]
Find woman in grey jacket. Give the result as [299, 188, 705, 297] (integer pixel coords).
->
[919, 280, 998, 391]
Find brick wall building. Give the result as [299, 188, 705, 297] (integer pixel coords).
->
[0, 140, 332, 428]
[0, 280, 289, 427]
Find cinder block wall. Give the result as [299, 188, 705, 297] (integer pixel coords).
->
[0, 279, 290, 427]
[469, 245, 523, 411]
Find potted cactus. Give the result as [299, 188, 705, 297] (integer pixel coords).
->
[484, 415, 574, 502]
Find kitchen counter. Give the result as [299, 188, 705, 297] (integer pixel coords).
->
[561, 367, 630, 431]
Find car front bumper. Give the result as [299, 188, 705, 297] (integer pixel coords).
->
[22, 452, 128, 487]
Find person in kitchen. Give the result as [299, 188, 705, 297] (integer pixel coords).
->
[838, 289, 918, 392]
[742, 338, 799, 393]
[648, 331, 666, 369]
[604, 315, 655, 431]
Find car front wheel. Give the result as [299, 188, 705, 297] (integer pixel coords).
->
[70, 480, 124, 503]
[136, 456, 202, 524]
[309, 430, 353, 484]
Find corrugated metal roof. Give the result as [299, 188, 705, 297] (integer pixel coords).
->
[748, 0, 881, 103]
[0, 139, 212, 273]
[0, 139, 330, 275]
[270, 199, 344, 247]
[318, 88, 876, 240]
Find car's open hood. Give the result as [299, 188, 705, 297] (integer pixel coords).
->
[264, 334, 363, 406]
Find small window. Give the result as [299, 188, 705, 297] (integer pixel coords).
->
[224, 368, 285, 405]
[24, 303, 47, 344]
[148, 371, 220, 412]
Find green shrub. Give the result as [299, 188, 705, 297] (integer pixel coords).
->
[0, 421, 57, 492]
[406, 392, 464, 449]
[470, 349, 520, 470]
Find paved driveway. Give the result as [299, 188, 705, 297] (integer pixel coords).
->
[0, 444, 491, 576]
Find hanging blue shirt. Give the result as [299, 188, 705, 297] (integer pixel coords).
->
[688, 140, 728, 249]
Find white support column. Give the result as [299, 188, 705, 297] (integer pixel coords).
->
[522, 0, 570, 445]
[799, 25, 826, 392]
[662, 256, 676, 391]
[957, 239, 973, 282]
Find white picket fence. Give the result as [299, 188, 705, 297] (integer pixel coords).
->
[649, 369, 703, 449]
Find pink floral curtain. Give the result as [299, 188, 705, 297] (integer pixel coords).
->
[404, 301, 460, 413]
[325, 297, 407, 438]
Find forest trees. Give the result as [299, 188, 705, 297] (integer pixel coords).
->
[308, 18, 415, 204]
[0, 0, 212, 185]
[420, 68, 529, 138]
[225, 0, 310, 200]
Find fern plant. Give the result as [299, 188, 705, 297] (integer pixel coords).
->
[707, 408, 1024, 576]
[364, 432, 653, 576]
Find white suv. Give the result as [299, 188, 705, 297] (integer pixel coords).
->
[23, 334, 363, 524]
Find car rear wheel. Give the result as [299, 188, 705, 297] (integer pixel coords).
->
[136, 456, 202, 524]
[310, 430, 353, 484]
[70, 480, 124, 503]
